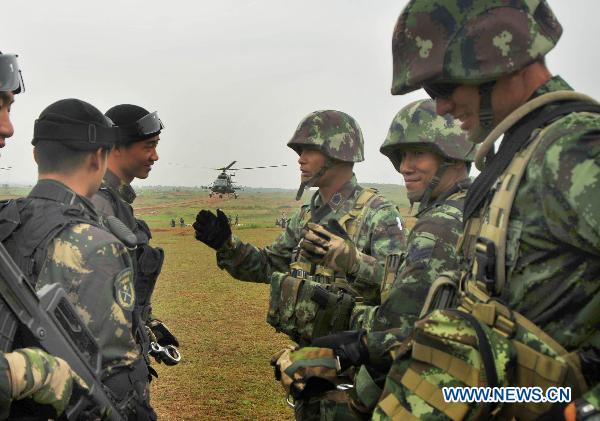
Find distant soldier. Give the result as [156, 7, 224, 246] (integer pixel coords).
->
[274, 100, 475, 418]
[193, 110, 406, 350]
[235, 214, 239, 226]
[170, 218, 176, 228]
[179, 217, 184, 227]
[90, 104, 179, 368]
[0, 98, 155, 418]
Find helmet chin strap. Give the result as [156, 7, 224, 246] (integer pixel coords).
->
[294, 158, 333, 201]
[468, 81, 496, 144]
[412, 162, 452, 214]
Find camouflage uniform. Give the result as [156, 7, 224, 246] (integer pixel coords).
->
[218, 176, 403, 302]
[0, 179, 154, 418]
[91, 167, 163, 325]
[216, 110, 406, 345]
[371, 1, 600, 419]
[279, 100, 475, 420]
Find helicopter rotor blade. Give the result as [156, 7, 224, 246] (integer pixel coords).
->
[229, 164, 288, 170]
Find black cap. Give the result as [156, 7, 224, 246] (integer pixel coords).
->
[32, 98, 119, 150]
[105, 104, 163, 144]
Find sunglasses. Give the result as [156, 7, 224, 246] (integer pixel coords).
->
[423, 83, 460, 100]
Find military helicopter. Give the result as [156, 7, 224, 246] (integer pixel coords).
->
[206, 161, 287, 199]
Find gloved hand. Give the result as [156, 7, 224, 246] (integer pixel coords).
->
[193, 209, 232, 250]
[311, 330, 369, 371]
[564, 399, 600, 421]
[4, 347, 89, 416]
[299, 221, 360, 275]
[271, 346, 339, 401]
[147, 318, 180, 347]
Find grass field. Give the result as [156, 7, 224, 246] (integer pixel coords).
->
[0, 184, 412, 420]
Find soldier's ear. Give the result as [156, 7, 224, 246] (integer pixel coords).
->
[89, 148, 106, 172]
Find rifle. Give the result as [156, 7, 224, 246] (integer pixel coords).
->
[0, 242, 126, 420]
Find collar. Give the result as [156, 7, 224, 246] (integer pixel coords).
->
[416, 177, 471, 217]
[313, 175, 358, 212]
[29, 179, 99, 217]
[103, 169, 137, 204]
[530, 75, 573, 99]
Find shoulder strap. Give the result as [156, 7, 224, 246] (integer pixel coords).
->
[462, 98, 600, 296]
[338, 188, 378, 242]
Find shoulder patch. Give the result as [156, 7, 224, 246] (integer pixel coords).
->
[114, 268, 135, 311]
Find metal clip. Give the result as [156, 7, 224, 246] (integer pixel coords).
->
[149, 341, 181, 366]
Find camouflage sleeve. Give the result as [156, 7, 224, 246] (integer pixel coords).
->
[215, 207, 304, 283]
[537, 117, 600, 254]
[0, 353, 11, 418]
[361, 206, 463, 360]
[351, 201, 406, 304]
[36, 224, 140, 378]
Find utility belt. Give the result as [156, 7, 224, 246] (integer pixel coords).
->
[268, 261, 360, 346]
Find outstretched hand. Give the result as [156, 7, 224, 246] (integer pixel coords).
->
[193, 209, 232, 250]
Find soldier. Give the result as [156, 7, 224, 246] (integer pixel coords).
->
[0, 98, 156, 419]
[179, 217, 184, 227]
[90, 104, 179, 367]
[367, 1, 599, 419]
[274, 100, 475, 419]
[0, 53, 90, 419]
[193, 110, 406, 347]
[170, 218, 176, 228]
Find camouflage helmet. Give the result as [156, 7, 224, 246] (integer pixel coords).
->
[287, 110, 364, 163]
[380, 99, 475, 170]
[391, 0, 563, 95]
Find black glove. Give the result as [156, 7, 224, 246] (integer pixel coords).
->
[148, 318, 180, 347]
[193, 209, 232, 250]
[311, 330, 369, 371]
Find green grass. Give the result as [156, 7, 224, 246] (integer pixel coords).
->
[0, 184, 413, 419]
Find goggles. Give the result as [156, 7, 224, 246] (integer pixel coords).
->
[0, 54, 25, 94]
[423, 83, 460, 100]
[119, 111, 164, 142]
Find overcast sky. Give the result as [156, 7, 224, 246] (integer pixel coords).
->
[3, 1, 598, 188]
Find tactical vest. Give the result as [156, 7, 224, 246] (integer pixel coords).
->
[97, 185, 164, 322]
[381, 93, 600, 420]
[268, 187, 380, 345]
[95, 185, 164, 377]
[0, 182, 154, 420]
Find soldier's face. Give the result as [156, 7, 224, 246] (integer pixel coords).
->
[115, 135, 160, 181]
[298, 148, 326, 183]
[398, 148, 442, 199]
[0, 92, 15, 148]
[435, 85, 480, 133]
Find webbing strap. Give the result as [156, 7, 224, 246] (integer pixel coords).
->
[337, 188, 378, 242]
[377, 393, 419, 421]
[400, 366, 470, 421]
[412, 342, 480, 387]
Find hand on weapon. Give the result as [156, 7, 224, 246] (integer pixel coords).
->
[193, 209, 232, 250]
[4, 348, 89, 417]
[270, 346, 339, 407]
[147, 318, 179, 347]
[300, 220, 360, 275]
[311, 330, 369, 371]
